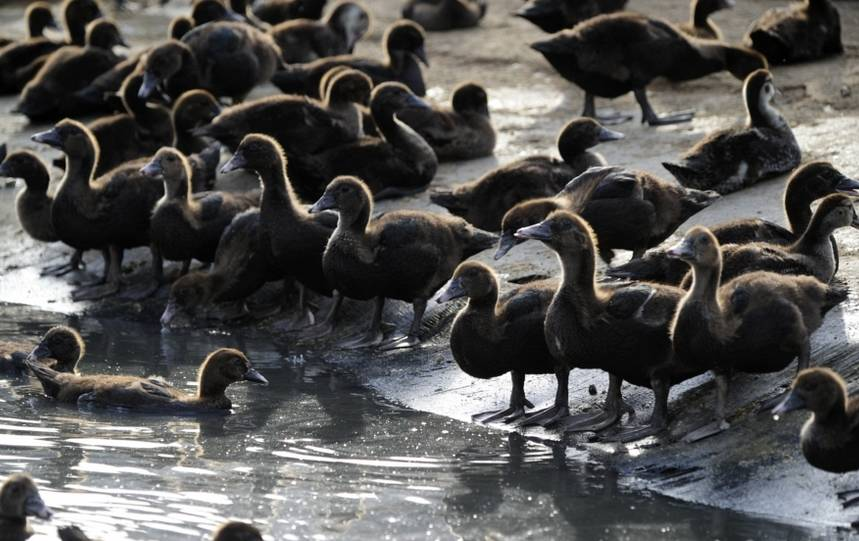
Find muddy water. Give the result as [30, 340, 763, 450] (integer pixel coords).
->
[0, 303, 829, 540]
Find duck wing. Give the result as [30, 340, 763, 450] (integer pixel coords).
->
[604, 283, 679, 328]
[713, 218, 795, 245]
[78, 377, 181, 409]
[721, 244, 813, 282]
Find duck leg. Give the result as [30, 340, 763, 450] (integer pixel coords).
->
[72, 246, 123, 301]
[684, 372, 731, 443]
[74, 249, 111, 287]
[757, 341, 811, 413]
[123, 245, 164, 300]
[582, 93, 634, 125]
[41, 249, 85, 277]
[276, 284, 317, 331]
[560, 374, 634, 432]
[520, 368, 570, 427]
[295, 291, 343, 339]
[635, 88, 695, 126]
[379, 298, 427, 350]
[595, 377, 670, 443]
[337, 296, 385, 349]
[474, 371, 534, 424]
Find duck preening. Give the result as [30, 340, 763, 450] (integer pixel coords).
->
[435, 261, 556, 423]
[678, 0, 734, 40]
[0, 473, 52, 541]
[430, 117, 623, 231]
[515, 0, 627, 34]
[531, 12, 767, 125]
[269, 1, 371, 64]
[402, 0, 487, 31]
[309, 176, 498, 349]
[663, 69, 800, 194]
[668, 226, 846, 442]
[745, 0, 842, 65]
[28, 348, 268, 413]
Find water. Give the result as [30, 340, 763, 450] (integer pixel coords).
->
[0, 303, 834, 540]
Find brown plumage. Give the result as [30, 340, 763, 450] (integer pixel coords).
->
[0, 473, 52, 541]
[402, 0, 487, 31]
[0, 2, 61, 94]
[253, 0, 328, 25]
[269, 1, 370, 63]
[745, 0, 842, 65]
[171, 89, 222, 155]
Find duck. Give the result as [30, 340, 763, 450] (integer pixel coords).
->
[15, 19, 127, 121]
[253, 0, 328, 25]
[608, 162, 859, 284]
[773, 368, 859, 476]
[271, 20, 428, 98]
[169, 16, 195, 41]
[0, 3, 61, 94]
[287, 82, 438, 200]
[220, 134, 339, 329]
[161, 209, 280, 328]
[191, 0, 245, 27]
[434, 261, 557, 422]
[531, 12, 767, 125]
[139, 22, 281, 104]
[678, 0, 734, 40]
[515, 0, 627, 33]
[402, 0, 487, 31]
[142, 147, 260, 281]
[193, 68, 372, 157]
[0, 473, 52, 541]
[309, 176, 498, 349]
[667, 226, 846, 442]
[429, 117, 623, 231]
[269, 1, 370, 64]
[397, 82, 495, 161]
[744, 0, 842, 65]
[496, 166, 719, 263]
[27, 348, 268, 412]
[63, 0, 103, 47]
[32, 120, 164, 301]
[171, 89, 223, 155]
[16, 326, 85, 375]
[0, 2, 57, 46]
[663, 69, 800, 194]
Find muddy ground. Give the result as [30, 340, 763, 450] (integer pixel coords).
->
[1, 0, 859, 531]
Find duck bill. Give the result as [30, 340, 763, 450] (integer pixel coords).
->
[665, 239, 695, 260]
[243, 368, 268, 385]
[160, 300, 192, 329]
[514, 222, 552, 241]
[27, 341, 52, 363]
[434, 277, 465, 304]
[25, 494, 52, 519]
[412, 45, 429, 67]
[598, 127, 625, 142]
[30, 128, 63, 150]
[138, 71, 160, 99]
[494, 233, 517, 260]
[219, 152, 247, 174]
[309, 193, 336, 214]
[139, 159, 163, 178]
[836, 174, 859, 196]
[772, 390, 806, 415]
[405, 93, 431, 110]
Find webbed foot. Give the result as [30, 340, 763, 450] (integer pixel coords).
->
[337, 329, 385, 349]
[72, 282, 120, 301]
[378, 333, 421, 351]
[473, 400, 534, 424]
[644, 110, 695, 126]
[519, 405, 569, 427]
[683, 420, 730, 443]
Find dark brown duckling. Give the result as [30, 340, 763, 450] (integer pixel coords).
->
[513, 206, 705, 441]
[213, 521, 264, 541]
[0, 473, 52, 541]
[172, 89, 223, 155]
[16, 19, 126, 121]
[515, 0, 627, 34]
[254, 0, 328, 25]
[0, 3, 61, 94]
[28, 348, 268, 412]
[191, 0, 245, 27]
[496, 166, 719, 263]
[678, 0, 733, 40]
[170, 16, 195, 41]
[744, 0, 842, 65]
[63, 0, 103, 46]
[430, 117, 623, 231]
[668, 226, 846, 442]
[220, 134, 338, 328]
[193, 68, 372, 156]
[663, 70, 800, 194]
[402, 0, 486, 31]
[531, 12, 767, 125]
[143, 147, 259, 282]
[0, 2, 58, 44]
[397, 82, 495, 162]
[32, 120, 164, 301]
[609, 162, 859, 284]
[435, 261, 556, 423]
[309, 176, 497, 349]
[270, 1, 370, 64]
[22, 325, 85, 375]
[271, 20, 428, 98]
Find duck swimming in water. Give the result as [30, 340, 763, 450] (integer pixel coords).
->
[1, 326, 83, 377]
[663, 69, 800, 194]
[402, 0, 487, 31]
[745, 0, 842, 65]
[515, 0, 627, 33]
[0, 473, 52, 541]
[270, 1, 371, 63]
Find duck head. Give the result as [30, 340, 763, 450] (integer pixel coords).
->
[324, 68, 373, 107]
[369, 82, 431, 125]
[221, 133, 286, 179]
[557, 118, 624, 163]
[328, 2, 371, 52]
[169, 15, 194, 40]
[84, 19, 128, 50]
[27, 326, 85, 373]
[31, 119, 98, 161]
[787, 162, 859, 200]
[0, 151, 50, 194]
[173, 89, 222, 133]
[680, 188, 721, 218]
[385, 20, 428, 67]
[451, 82, 490, 117]
[162, 272, 222, 329]
[310, 175, 372, 226]
[0, 473, 52, 522]
[191, 0, 244, 26]
[809, 193, 859, 234]
[197, 348, 268, 399]
[26, 2, 59, 38]
[141, 147, 192, 199]
[666, 226, 721, 269]
[773, 367, 847, 420]
[496, 199, 560, 259]
[743, 69, 784, 126]
[434, 261, 498, 304]
[139, 40, 187, 100]
[514, 210, 596, 257]
[63, 0, 103, 46]
[212, 521, 264, 541]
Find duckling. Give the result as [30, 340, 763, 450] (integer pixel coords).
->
[191, 0, 245, 26]
[0, 3, 61, 94]
[515, 0, 627, 33]
[143, 147, 259, 282]
[63, 0, 103, 47]
[220, 135, 338, 328]
[397, 82, 495, 161]
[254, 0, 328, 25]
[272, 20, 428, 98]
[678, 0, 733, 40]
[309, 176, 497, 349]
[139, 22, 281, 104]
[402, 0, 486, 31]
[193, 68, 372, 156]
[0, 473, 52, 541]
[270, 1, 370, 64]
[514, 209, 704, 441]
[170, 16, 195, 40]
[171, 90, 224, 155]
[608, 162, 859, 284]
[32, 120, 164, 301]
[28, 348, 267, 412]
[16, 19, 127, 121]
[0, 2, 57, 45]
[663, 70, 800, 194]
[287, 82, 438, 200]
[531, 12, 767, 126]
[435, 261, 557, 422]
[213, 521, 264, 541]
[668, 226, 846, 442]
[744, 0, 842, 65]
[496, 166, 719, 263]
[23, 326, 85, 374]
[430, 117, 623, 231]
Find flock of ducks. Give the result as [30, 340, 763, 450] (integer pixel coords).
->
[0, 0, 854, 537]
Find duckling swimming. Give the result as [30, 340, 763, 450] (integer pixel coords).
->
[0, 473, 52, 541]
[397, 82, 495, 161]
[745, 0, 842, 64]
[678, 0, 734, 40]
[28, 348, 267, 413]
[663, 69, 800, 194]
[515, 0, 627, 33]
[270, 1, 370, 63]
[402, 0, 487, 31]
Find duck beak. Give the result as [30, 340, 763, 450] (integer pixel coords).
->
[219, 152, 247, 174]
[835, 174, 859, 195]
[139, 159, 162, 178]
[27, 341, 52, 363]
[24, 494, 52, 519]
[597, 127, 625, 142]
[413, 44, 429, 67]
[404, 93, 431, 110]
[138, 71, 160, 99]
[772, 390, 806, 415]
[433, 277, 465, 304]
[494, 233, 517, 260]
[309, 192, 336, 214]
[514, 221, 552, 241]
[243, 368, 268, 385]
[666, 238, 695, 260]
[31, 128, 63, 150]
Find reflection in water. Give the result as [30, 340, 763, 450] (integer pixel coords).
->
[0, 305, 835, 540]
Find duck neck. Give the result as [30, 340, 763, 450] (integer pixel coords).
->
[688, 259, 722, 310]
[372, 106, 435, 169]
[783, 184, 814, 235]
[23, 167, 51, 197]
[28, 15, 44, 38]
[336, 200, 371, 238]
[165, 176, 192, 203]
[63, 145, 97, 192]
[812, 397, 848, 425]
[792, 212, 836, 254]
[196, 372, 229, 400]
[557, 247, 600, 310]
[463, 290, 502, 338]
[747, 93, 785, 129]
[388, 51, 425, 97]
[260, 161, 302, 218]
[691, 0, 711, 28]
